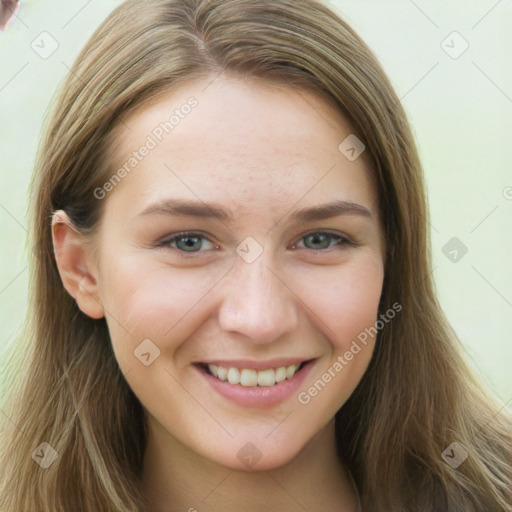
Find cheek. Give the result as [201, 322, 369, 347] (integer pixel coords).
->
[97, 254, 224, 362]
[294, 257, 383, 414]
[296, 254, 384, 351]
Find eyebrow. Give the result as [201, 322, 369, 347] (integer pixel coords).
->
[138, 198, 373, 224]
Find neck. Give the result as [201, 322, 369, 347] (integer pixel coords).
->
[142, 417, 359, 512]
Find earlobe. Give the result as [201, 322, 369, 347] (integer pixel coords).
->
[51, 210, 105, 319]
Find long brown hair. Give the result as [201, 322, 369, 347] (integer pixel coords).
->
[1, 1, 511, 510]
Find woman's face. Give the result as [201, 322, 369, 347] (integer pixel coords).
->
[87, 75, 385, 470]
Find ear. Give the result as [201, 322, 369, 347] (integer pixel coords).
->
[51, 210, 105, 319]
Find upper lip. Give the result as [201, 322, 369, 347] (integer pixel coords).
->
[195, 358, 314, 370]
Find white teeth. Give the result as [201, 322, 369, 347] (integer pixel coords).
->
[240, 369, 258, 387]
[206, 363, 302, 387]
[227, 367, 240, 385]
[257, 369, 275, 387]
[275, 366, 287, 383]
[285, 364, 297, 379]
[216, 366, 227, 381]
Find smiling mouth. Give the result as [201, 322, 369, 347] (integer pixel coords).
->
[196, 360, 313, 387]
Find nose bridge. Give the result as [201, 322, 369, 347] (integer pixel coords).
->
[218, 249, 298, 343]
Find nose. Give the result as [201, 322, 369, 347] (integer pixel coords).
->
[217, 252, 299, 344]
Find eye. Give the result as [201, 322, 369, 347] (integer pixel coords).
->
[155, 232, 217, 254]
[294, 230, 354, 251]
[154, 230, 354, 257]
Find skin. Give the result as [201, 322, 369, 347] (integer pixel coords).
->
[0, 0, 19, 31]
[52, 74, 385, 511]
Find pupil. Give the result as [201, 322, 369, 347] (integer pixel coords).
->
[178, 236, 201, 251]
[307, 233, 329, 249]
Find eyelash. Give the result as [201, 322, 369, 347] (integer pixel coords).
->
[154, 230, 355, 258]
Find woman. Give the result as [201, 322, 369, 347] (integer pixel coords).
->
[1, 0, 510, 510]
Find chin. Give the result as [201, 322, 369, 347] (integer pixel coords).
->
[205, 433, 311, 472]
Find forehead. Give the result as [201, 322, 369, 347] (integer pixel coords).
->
[104, 75, 377, 220]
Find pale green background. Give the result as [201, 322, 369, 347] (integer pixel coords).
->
[1, 1, 511, 408]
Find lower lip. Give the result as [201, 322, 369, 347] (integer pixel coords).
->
[196, 361, 315, 408]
